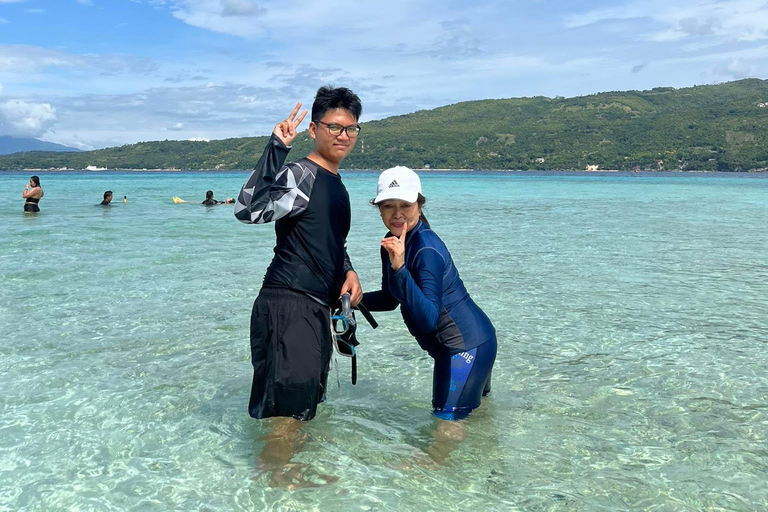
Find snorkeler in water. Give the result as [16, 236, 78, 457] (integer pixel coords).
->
[173, 190, 234, 205]
[98, 190, 113, 206]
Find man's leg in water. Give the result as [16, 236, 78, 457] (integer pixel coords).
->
[249, 289, 337, 487]
[258, 417, 338, 489]
[258, 417, 304, 468]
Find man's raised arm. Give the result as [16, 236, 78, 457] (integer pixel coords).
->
[235, 103, 309, 224]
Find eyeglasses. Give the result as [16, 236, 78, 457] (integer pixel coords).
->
[316, 121, 361, 138]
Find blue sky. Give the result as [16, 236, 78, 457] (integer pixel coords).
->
[1, 0, 767, 149]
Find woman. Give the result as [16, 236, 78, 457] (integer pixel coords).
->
[22, 176, 43, 213]
[361, 166, 497, 421]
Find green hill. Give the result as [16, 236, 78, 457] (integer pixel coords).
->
[3, 79, 768, 171]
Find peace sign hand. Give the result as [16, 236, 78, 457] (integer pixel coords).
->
[273, 102, 308, 146]
[381, 221, 407, 271]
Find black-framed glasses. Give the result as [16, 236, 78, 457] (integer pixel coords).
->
[316, 121, 361, 138]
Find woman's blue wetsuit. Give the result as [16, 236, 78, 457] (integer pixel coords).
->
[362, 220, 497, 419]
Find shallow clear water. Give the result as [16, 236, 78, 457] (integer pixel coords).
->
[2, 170, 767, 511]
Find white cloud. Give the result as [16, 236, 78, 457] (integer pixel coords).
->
[713, 58, 754, 78]
[0, 0, 31, 3]
[660, 44, 768, 66]
[170, 0, 266, 38]
[220, 0, 262, 16]
[56, 138, 92, 150]
[0, 100, 57, 137]
[0, 45, 89, 73]
[566, 0, 768, 43]
[604, 43, 768, 85]
[27, 83, 287, 147]
[0, 44, 158, 76]
[165, 0, 474, 46]
[0, 83, 3, 94]
[25, 8, 45, 14]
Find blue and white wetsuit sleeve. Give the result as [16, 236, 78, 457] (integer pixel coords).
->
[389, 247, 445, 334]
[361, 247, 399, 312]
[234, 134, 313, 224]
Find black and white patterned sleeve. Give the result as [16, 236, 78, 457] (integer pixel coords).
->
[234, 134, 316, 224]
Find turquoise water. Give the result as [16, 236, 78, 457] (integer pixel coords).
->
[2, 170, 767, 511]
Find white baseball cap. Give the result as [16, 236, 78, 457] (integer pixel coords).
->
[373, 166, 422, 204]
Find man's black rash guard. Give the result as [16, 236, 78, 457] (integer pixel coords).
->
[235, 134, 355, 305]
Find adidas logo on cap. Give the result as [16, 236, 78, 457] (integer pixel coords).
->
[388, 180, 399, 188]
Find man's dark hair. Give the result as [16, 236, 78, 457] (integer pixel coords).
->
[311, 86, 362, 123]
[206, 190, 214, 200]
[104, 190, 113, 199]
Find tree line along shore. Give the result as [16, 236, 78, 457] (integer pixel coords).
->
[1, 78, 767, 172]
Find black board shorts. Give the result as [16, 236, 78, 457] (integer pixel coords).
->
[248, 287, 332, 421]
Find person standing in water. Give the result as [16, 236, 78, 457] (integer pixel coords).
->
[22, 176, 43, 213]
[361, 166, 497, 461]
[362, 167, 497, 419]
[234, 86, 363, 487]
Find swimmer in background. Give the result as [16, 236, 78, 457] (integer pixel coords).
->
[23, 175, 44, 213]
[173, 190, 234, 205]
[98, 190, 113, 206]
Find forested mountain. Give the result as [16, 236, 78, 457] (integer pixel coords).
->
[0, 136, 80, 156]
[2, 79, 767, 171]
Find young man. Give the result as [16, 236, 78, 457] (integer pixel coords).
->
[235, 86, 363, 422]
[99, 190, 113, 206]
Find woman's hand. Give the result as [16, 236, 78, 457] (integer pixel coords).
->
[381, 221, 407, 271]
[273, 102, 308, 147]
